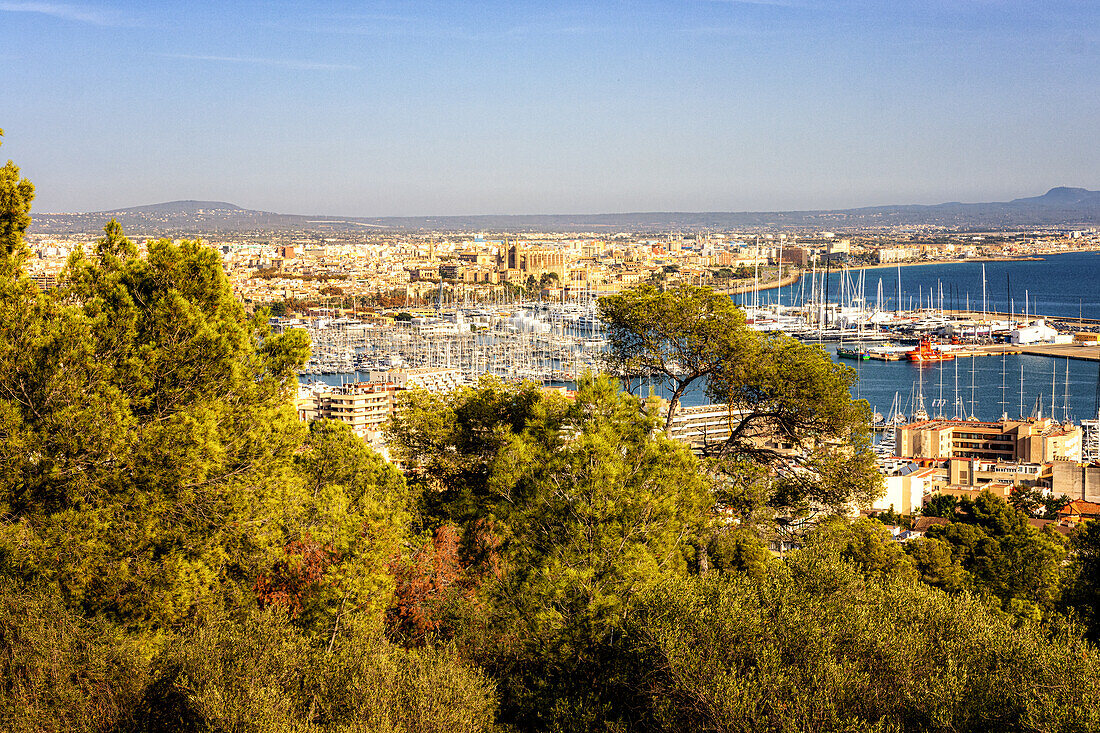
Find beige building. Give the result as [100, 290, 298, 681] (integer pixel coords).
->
[896, 418, 1081, 464]
[296, 367, 467, 445]
[500, 242, 567, 282]
[297, 382, 398, 442]
[878, 465, 937, 515]
[1051, 461, 1100, 503]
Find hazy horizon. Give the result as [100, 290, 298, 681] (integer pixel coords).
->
[30, 186, 1099, 219]
[2, 1, 1098, 217]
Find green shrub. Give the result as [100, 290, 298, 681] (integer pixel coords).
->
[132, 610, 496, 733]
[627, 555, 1100, 733]
[0, 584, 148, 733]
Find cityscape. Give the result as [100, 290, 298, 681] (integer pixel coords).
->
[3, 0, 1100, 730]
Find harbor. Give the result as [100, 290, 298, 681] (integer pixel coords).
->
[280, 302, 608, 383]
[282, 250, 1100, 444]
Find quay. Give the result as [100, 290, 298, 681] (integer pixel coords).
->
[942, 309, 1100, 329]
[978, 343, 1100, 362]
[863, 344, 1100, 363]
[717, 269, 801, 295]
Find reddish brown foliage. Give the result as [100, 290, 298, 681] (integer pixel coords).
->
[253, 534, 337, 617]
[387, 525, 466, 645]
[386, 521, 507, 646]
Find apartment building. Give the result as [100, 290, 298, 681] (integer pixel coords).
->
[1050, 460, 1100, 503]
[296, 367, 468, 442]
[877, 463, 937, 515]
[665, 401, 802, 457]
[296, 382, 399, 443]
[896, 417, 1081, 464]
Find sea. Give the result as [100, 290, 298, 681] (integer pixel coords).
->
[316, 251, 1100, 424]
[737, 249, 1100, 322]
[742, 250, 1100, 422]
[587, 351, 1100, 425]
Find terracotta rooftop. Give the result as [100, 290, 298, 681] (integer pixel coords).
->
[911, 516, 951, 533]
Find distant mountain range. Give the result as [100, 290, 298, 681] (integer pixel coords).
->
[29, 187, 1100, 235]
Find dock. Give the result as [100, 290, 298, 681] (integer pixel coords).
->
[904, 344, 1100, 362]
[849, 344, 1100, 363]
[981, 343, 1100, 362]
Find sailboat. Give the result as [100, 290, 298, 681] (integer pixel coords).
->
[875, 392, 902, 460]
[913, 368, 929, 421]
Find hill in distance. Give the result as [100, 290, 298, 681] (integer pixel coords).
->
[29, 188, 1100, 235]
[106, 200, 245, 214]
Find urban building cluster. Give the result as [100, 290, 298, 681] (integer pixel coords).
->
[22, 227, 1100, 311]
[295, 367, 465, 448]
[875, 415, 1099, 531]
[21, 226, 1100, 533]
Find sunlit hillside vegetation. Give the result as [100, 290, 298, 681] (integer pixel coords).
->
[3, 132, 1100, 732]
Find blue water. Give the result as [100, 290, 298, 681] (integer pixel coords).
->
[738, 250, 1100, 321]
[310, 354, 1099, 423]
[612, 353, 1100, 424]
[839, 348, 1099, 423]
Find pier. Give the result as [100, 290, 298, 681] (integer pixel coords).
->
[979, 343, 1100, 362]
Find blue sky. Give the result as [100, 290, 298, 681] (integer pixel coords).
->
[1, 1, 1097, 216]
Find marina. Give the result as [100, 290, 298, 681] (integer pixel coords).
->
[284, 302, 608, 383]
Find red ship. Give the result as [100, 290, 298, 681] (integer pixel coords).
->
[906, 338, 955, 363]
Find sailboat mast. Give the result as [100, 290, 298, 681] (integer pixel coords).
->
[1052, 361, 1058, 422]
[970, 351, 977, 419]
[981, 263, 987, 324]
[937, 359, 945, 419]
[1019, 362, 1025, 419]
[1064, 359, 1071, 423]
[954, 358, 961, 419]
[896, 265, 901, 316]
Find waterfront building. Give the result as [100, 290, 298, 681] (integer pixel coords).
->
[1008, 319, 1058, 345]
[296, 368, 465, 444]
[368, 367, 466, 394]
[895, 417, 1081, 464]
[880, 417, 1083, 515]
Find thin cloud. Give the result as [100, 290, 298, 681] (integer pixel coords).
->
[0, 2, 126, 26]
[158, 53, 359, 72]
[296, 22, 480, 41]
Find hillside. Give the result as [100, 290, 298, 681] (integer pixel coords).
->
[29, 187, 1100, 235]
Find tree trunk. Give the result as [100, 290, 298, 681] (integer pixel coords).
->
[665, 382, 688, 435]
[697, 540, 710, 575]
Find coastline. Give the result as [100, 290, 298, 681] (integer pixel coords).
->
[718, 269, 801, 295]
[850, 256, 1040, 272]
[738, 247, 1100, 295]
[845, 247, 1100, 273]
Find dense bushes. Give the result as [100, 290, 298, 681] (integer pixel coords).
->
[0, 585, 147, 732]
[628, 555, 1100, 733]
[133, 611, 496, 733]
[0, 586, 497, 733]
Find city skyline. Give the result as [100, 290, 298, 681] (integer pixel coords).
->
[2, 0, 1098, 217]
